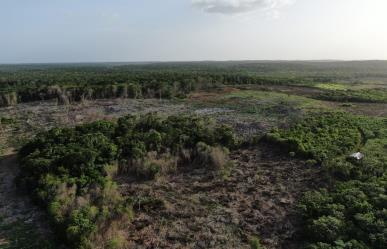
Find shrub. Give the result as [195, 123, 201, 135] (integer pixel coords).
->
[249, 237, 265, 249]
[119, 151, 178, 179]
[307, 216, 345, 242]
[194, 142, 230, 170]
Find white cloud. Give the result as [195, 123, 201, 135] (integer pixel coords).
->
[192, 0, 295, 14]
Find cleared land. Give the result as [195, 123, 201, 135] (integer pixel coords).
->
[0, 61, 386, 249]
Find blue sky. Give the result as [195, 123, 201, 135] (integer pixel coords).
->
[1, 0, 387, 63]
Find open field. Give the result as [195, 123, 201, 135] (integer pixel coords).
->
[0, 61, 386, 249]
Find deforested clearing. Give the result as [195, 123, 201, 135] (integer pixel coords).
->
[0, 61, 386, 249]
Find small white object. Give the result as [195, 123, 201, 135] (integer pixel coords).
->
[350, 152, 364, 160]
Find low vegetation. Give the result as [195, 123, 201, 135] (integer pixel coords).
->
[264, 112, 365, 162]
[313, 83, 349, 91]
[316, 89, 387, 103]
[249, 237, 265, 249]
[16, 114, 236, 248]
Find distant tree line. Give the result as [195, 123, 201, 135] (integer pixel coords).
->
[0, 67, 319, 106]
[2, 61, 387, 106]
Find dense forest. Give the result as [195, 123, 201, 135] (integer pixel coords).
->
[1, 61, 387, 106]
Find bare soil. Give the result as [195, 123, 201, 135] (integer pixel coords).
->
[118, 145, 322, 249]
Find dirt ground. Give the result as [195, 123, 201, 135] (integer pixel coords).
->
[0, 149, 53, 246]
[117, 145, 322, 249]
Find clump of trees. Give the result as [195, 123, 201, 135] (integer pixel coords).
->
[17, 114, 237, 248]
[264, 112, 387, 249]
[263, 112, 364, 162]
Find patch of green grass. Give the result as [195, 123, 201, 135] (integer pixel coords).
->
[314, 83, 349, 91]
[190, 90, 334, 134]
[216, 90, 329, 125]
[224, 90, 324, 110]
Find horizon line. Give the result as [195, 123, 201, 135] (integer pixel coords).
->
[1, 59, 387, 66]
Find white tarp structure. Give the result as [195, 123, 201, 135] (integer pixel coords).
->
[350, 152, 364, 160]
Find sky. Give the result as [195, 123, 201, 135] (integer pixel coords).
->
[1, 0, 387, 63]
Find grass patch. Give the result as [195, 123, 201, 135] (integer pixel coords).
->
[190, 90, 329, 127]
[223, 90, 325, 110]
[314, 83, 349, 91]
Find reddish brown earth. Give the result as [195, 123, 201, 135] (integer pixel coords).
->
[117, 145, 322, 249]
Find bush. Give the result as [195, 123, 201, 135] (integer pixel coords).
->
[194, 142, 230, 170]
[249, 237, 265, 249]
[307, 216, 345, 242]
[125, 157, 162, 180]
